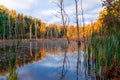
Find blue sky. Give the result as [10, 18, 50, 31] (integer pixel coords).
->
[0, 0, 103, 26]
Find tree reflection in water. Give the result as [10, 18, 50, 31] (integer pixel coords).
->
[0, 40, 106, 80]
[76, 45, 80, 80]
[59, 42, 70, 80]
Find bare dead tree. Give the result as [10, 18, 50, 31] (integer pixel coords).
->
[75, 0, 81, 46]
[30, 25, 32, 40]
[75, 0, 86, 79]
[80, 0, 85, 27]
[53, 0, 70, 79]
[8, 13, 11, 39]
[74, 0, 81, 80]
[80, 0, 86, 52]
[54, 0, 70, 44]
[34, 18, 37, 40]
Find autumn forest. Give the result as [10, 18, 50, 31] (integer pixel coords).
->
[0, 4, 101, 40]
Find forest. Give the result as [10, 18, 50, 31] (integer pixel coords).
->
[0, 4, 101, 40]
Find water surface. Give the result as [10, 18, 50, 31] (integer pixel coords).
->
[0, 40, 99, 80]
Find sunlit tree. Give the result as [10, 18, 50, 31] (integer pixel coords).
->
[40, 22, 46, 38]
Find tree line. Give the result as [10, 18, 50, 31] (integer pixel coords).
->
[0, 4, 101, 40]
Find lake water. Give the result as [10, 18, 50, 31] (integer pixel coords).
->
[0, 40, 100, 80]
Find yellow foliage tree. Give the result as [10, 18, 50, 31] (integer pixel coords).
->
[66, 25, 74, 39]
[40, 22, 46, 34]
[40, 22, 46, 38]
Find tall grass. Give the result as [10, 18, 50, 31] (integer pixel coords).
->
[86, 28, 120, 79]
[5, 40, 21, 80]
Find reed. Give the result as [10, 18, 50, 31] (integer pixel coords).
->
[6, 40, 21, 80]
[86, 27, 120, 79]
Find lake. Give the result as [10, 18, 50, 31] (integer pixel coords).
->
[0, 40, 102, 80]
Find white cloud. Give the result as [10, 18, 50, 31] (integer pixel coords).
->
[61, 0, 103, 25]
[0, 0, 35, 10]
[40, 10, 57, 16]
[0, 0, 104, 25]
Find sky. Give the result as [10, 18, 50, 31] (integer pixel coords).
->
[0, 0, 103, 26]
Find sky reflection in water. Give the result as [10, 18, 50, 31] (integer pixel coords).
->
[18, 52, 83, 80]
[0, 41, 96, 80]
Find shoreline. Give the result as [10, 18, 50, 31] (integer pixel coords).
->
[0, 38, 77, 43]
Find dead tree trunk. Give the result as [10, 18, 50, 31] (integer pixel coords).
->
[75, 0, 80, 45]
[30, 25, 32, 40]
